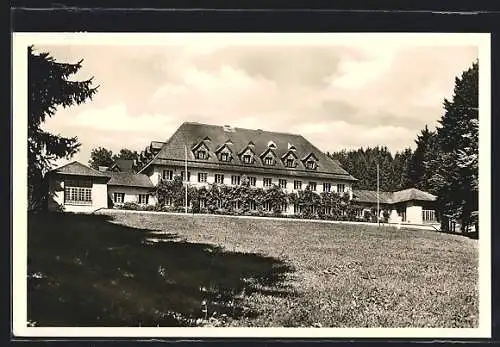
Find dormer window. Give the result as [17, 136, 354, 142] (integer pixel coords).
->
[286, 158, 295, 168]
[302, 153, 318, 170]
[221, 152, 230, 162]
[243, 154, 252, 164]
[264, 156, 274, 165]
[197, 150, 207, 160]
[306, 160, 317, 170]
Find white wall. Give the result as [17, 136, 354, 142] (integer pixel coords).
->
[155, 165, 353, 196]
[47, 176, 108, 213]
[108, 186, 156, 206]
[406, 204, 423, 224]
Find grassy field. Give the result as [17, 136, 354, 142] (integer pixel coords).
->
[27, 211, 479, 328]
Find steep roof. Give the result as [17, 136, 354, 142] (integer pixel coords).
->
[104, 172, 154, 188]
[140, 122, 357, 181]
[109, 159, 135, 173]
[49, 161, 109, 178]
[352, 188, 437, 204]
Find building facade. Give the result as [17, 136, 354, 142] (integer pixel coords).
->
[352, 188, 438, 225]
[46, 122, 438, 225]
[137, 122, 358, 215]
[46, 161, 155, 213]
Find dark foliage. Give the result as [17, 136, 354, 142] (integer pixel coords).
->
[28, 46, 98, 210]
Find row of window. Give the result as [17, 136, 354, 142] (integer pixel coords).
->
[164, 198, 348, 215]
[113, 192, 149, 204]
[64, 186, 92, 205]
[163, 170, 346, 192]
[422, 209, 436, 222]
[195, 148, 317, 169]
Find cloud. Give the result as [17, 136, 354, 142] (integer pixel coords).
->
[37, 41, 479, 166]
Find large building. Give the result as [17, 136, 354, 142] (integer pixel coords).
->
[137, 122, 358, 214]
[45, 121, 437, 225]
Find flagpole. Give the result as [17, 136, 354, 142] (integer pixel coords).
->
[377, 163, 380, 228]
[185, 145, 188, 214]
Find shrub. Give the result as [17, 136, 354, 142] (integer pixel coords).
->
[152, 181, 377, 223]
[121, 202, 140, 210]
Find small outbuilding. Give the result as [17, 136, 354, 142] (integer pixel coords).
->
[352, 188, 438, 225]
[46, 161, 155, 213]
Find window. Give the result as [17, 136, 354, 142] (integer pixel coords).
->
[165, 196, 173, 206]
[215, 199, 222, 208]
[248, 176, 257, 186]
[215, 174, 224, 184]
[309, 182, 317, 191]
[196, 150, 207, 160]
[280, 203, 288, 213]
[285, 158, 295, 167]
[323, 183, 331, 192]
[113, 192, 125, 204]
[264, 156, 274, 165]
[306, 160, 316, 170]
[264, 201, 272, 212]
[220, 152, 230, 162]
[422, 210, 436, 223]
[294, 180, 302, 190]
[162, 170, 173, 180]
[64, 179, 92, 205]
[294, 204, 302, 214]
[138, 194, 149, 204]
[324, 206, 332, 215]
[231, 201, 242, 210]
[200, 198, 207, 209]
[263, 177, 272, 187]
[180, 171, 191, 182]
[279, 179, 287, 189]
[243, 154, 252, 163]
[198, 172, 208, 183]
[337, 184, 345, 193]
[249, 200, 256, 210]
[231, 175, 240, 185]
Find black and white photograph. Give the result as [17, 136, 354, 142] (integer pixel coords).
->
[12, 33, 491, 338]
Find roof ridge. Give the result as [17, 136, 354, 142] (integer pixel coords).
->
[182, 121, 305, 138]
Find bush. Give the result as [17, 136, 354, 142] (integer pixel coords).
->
[120, 202, 140, 210]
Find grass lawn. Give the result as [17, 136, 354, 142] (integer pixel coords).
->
[27, 211, 479, 328]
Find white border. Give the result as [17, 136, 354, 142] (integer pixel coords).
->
[12, 32, 491, 338]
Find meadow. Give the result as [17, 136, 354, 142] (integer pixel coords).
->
[27, 211, 479, 327]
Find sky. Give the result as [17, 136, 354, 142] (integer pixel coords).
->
[36, 37, 478, 166]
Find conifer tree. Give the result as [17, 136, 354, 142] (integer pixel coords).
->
[428, 60, 478, 231]
[28, 46, 98, 211]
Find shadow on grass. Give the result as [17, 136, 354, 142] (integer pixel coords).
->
[434, 229, 479, 240]
[27, 212, 295, 327]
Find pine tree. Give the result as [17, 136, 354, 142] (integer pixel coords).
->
[407, 125, 437, 189]
[393, 147, 413, 191]
[28, 46, 98, 211]
[429, 60, 478, 232]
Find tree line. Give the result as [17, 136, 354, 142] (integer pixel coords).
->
[326, 124, 437, 193]
[87, 147, 139, 170]
[328, 61, 478, 232]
